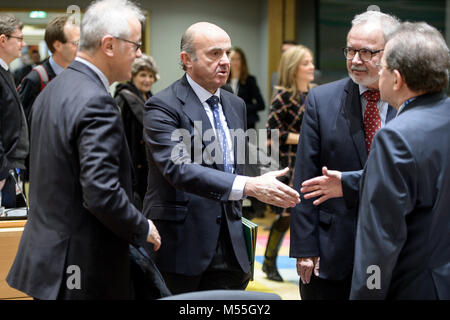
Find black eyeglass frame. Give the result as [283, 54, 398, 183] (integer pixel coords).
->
[343, 47, 384, 62]
[113, 36, 142, 52]
[7, 35, 24, 42]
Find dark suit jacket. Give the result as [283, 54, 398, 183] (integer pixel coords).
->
[289, 78, 396, 281]
[0, 66, 24, 180]
[350, 92, 450, 299]
[143, 74, 250, 277]
[6, 61, 149, 299]
[233, 75, 265, 128]
[18, 58, 56, 121]
[114, 82, 152, 206]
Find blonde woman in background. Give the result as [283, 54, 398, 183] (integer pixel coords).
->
[263, 45, 315, 281]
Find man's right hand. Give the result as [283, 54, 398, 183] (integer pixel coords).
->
[297, 256, 320, 284]
[146, 219, 161, 251]
[244, 167, 300, 208]
[0, 179, 5, 191]
[301, 166, 343, 205]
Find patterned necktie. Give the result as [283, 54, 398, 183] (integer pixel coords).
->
[205, 95, 233, 173]
[363, 90, 381, 154]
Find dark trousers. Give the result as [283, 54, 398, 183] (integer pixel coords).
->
[299, 274, 352, 300]
[1, 175, 16, 208]
[161, 218, 251, 295]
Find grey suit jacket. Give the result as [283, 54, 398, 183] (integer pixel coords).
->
[143, 74, 250, 276]
[351, 92, 450, 299]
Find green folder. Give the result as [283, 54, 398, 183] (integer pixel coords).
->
[242, 217, 258, 280]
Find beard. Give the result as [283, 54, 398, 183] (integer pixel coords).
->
[348, 65, 379, 87]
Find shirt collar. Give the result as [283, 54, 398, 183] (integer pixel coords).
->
[49, 56, 65, 75]
[186, 73, 221, 104]
[0, 58, 9, 71]
[397, 97, 417, 116]
[359, 84, 378, 96]
[75, 56, 110, 92]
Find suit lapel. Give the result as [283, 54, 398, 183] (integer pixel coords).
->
[342, 79, 367, 167]
[176, 75, 224, 171]
[0, 67, 21, 106]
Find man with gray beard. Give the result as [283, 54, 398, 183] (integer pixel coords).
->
[289, 10, 399, 299]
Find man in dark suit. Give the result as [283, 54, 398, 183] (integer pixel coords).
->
[289, 11, 399, 300]
[18, 14, 79, 184]
[143, 21, 300, 294]
[0, 13, 28, 208]
[350, 22, 450, 299]
[7, 0, 161, 300]
[19, 14, 80, 120]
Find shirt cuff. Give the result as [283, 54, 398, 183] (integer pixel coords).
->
[146, 219, 152, 240]
[229, 175, 248, 201]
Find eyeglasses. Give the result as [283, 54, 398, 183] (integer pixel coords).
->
[113, 36, 142, 52]
[7, 35, 24, 42]
[343, 47, 384, 62]
[70, 40, 79, 46]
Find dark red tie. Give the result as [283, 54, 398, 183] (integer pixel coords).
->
[363, 90, 381, 154]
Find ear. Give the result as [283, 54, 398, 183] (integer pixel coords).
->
[392, 69, 403, 91]
[0, 34, 8, 45]
[53, 40, 63, 53]
[180, 51, 192, 70]
[100, 35, 115, 58]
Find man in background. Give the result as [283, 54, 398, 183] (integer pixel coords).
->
[0, 13, 28, 208]
[19, 14, 80, 120]
[14, 49, 41, 85]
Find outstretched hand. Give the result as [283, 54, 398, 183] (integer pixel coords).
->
[301, 166, 343, 206]
[244, 167, 300, 208]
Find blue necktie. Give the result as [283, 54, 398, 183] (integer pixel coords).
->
[205, 95, 233, 173]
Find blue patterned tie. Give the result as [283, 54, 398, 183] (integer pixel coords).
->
[205, 95, 233, 173]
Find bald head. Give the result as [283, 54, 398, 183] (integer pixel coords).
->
[179, 22, 232, 93]
[180, 22, 230, 70]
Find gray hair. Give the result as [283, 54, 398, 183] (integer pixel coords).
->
[79, 0, 144, 54]
[0, 13, 23, 37]
[352, 10, 400, 43]
[131, 54, 160, 80]
[385, 22, 450, 93]
[179, 27, 197, 70]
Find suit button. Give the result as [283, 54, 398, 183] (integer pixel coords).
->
[137, 164, 142, 169]
[216, 216, 221, 224]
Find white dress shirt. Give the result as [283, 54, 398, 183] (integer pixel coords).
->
[186, 74, 247, 201]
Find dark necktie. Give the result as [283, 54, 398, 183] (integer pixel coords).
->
[205, 95, 233, 173]
[363, 90, 381, 154]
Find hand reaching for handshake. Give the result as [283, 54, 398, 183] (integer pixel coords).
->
[244, 167, 300, 209]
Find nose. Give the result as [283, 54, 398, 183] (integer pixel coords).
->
[220, 51, 230, 65]
[136, 47, 142, 58]
[352, 51, 363, 64]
